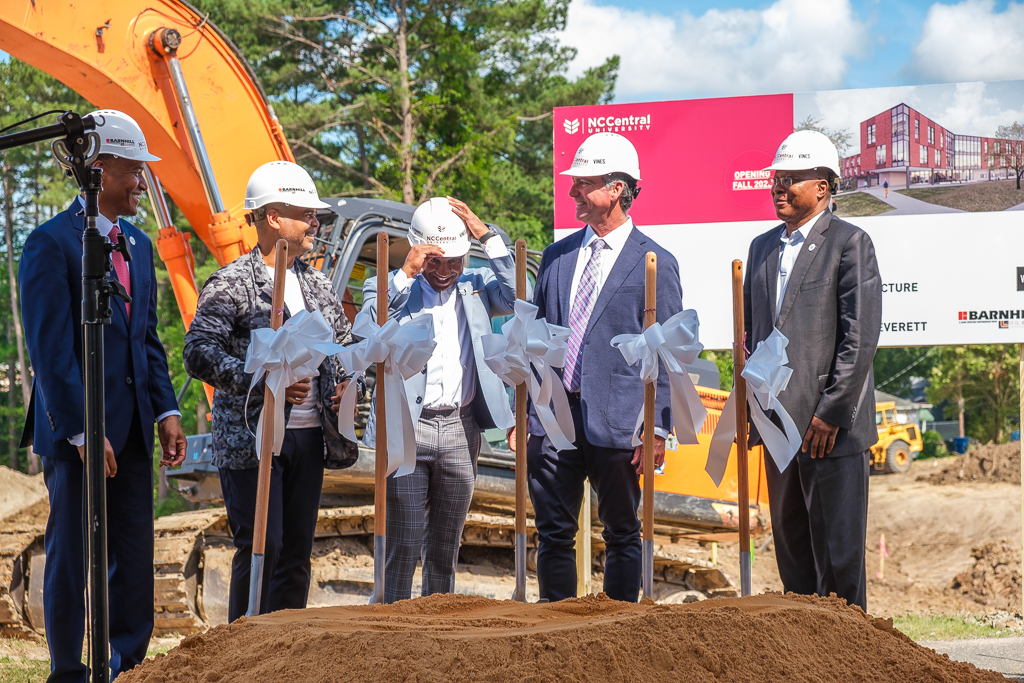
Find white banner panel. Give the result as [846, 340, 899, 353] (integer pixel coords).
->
[554, 210, 1024, 349]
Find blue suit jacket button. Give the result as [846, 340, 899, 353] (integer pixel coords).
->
[126, 376, 133, 384]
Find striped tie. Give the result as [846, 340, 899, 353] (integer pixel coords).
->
[562, 238, 607, 392]
[108, 224, 131, 318]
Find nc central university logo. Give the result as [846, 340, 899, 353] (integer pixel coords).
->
[562, 114, 652, 135]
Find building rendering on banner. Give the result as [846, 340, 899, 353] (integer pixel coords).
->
[840, 103, 1023, 189]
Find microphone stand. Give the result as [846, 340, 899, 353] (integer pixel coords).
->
[0, 111, 131, 683]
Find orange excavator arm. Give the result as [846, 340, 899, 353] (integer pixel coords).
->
[0, 0, 295, 327]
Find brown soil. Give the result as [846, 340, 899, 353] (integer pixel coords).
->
[0, 466, 47, 523]
[120, 593, 1004, 683]
[951, 541, 1022, 611]
[1, 499, 50, 529]
[920, 443, 1021, 486]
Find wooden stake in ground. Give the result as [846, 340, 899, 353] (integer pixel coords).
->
[731, 259, 752, 597]
[245, 238, 288, 618]
[370, 232, 390, 605]
[642, 252, 656, 601]
[513, 239, 528, 603]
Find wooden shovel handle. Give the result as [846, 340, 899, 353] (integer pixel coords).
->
[253, 239, 288, 556]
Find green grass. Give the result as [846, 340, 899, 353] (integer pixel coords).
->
[897, 179, 1024, 212]
[833, 191, 895, 217]
[893, 614, 1018, 641]
[0, 656, 49, 683]
[0, 637, 184, 682]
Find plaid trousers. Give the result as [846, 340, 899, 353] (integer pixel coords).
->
[384, 404, 481, 603]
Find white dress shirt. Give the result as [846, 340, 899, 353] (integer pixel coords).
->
[266, 264, 320, 429]
[775, 209, 824, 320]
[568, 218, 634, 305]
[392, 236, 509, 409]
[69, 197, 180, 447]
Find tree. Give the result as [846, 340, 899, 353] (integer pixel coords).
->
[995, 122, 1024, 190]
[873, 347, 937, 400]
[794, 115, 852, 158]
[191, 0, 617, 249]
[0, 58, 88, 473]
[927, 345, 1020, 444]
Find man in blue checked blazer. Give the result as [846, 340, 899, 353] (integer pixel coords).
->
[19, 110, 185, 682]
[518, 133, 682, 603]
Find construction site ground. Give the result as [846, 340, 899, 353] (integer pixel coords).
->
[1, 450, 1022, 680]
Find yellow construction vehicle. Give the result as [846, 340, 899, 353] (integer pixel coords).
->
[870, 401, 924, 474]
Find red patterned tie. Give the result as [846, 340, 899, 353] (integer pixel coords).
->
[108, 224, 131, 318]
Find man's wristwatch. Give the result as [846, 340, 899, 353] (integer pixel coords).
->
[478, 227, 499, 244]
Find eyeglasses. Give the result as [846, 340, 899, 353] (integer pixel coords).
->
[771, 175, 824, 189]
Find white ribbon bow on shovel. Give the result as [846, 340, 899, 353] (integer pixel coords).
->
[335, 310, 436, 477]
[706, 327, 804, 486]
[480, 300, 576, 451]
[610, 309, 709, 448]
[244, 309, 346, 459]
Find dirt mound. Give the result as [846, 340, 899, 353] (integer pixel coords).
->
[919, 442, 1021, 485]
[951, 541, 1022, 611]
[121, 593, 1004, 683]
[0, 466, 47, 522]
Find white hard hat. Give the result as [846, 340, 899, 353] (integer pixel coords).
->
[764, 130, 841, 178]
[559, 132, 641, 181]
[244, 161, 330, 211]
[88, 109, 161, 162]
[409, 197, 470, 258]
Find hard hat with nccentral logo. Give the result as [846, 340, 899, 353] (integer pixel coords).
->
[764, 130, 841, 178]
[409, 197, 471, 258]
[244, 161, 330, 211]
[88, 109, 161, 162]
[559, 132, 642, 181]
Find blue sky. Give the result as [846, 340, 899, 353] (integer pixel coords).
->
[561, 0, 1024, 102]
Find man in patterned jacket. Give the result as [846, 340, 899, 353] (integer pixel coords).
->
[183, 161, 355, 621]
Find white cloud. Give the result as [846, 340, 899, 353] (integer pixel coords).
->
[561, 0, 868, 102]
[909, 0, 1024, 83]
[933, 82, 1024, 138]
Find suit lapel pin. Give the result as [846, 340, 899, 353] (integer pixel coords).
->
[808, 243, 816, 252]
[129, 236, 136, 245]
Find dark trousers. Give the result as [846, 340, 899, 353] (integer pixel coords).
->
[220, 426, 325, 622]
[765, 449, 870, 611]
[527, 394, 642, 602]
[42, 410, 153, 683]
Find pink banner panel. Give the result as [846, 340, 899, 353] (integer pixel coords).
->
[553, 94, 794, 229]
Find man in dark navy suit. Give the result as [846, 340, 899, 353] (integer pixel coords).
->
[19, 110, 186, 682]
[516, 133, 682, 602]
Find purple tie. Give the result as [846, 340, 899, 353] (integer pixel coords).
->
[563, 238, 607, 392]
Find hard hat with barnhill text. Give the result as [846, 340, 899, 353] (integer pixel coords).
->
[764, 130, 841, 178]
[87, 110, 161, 162]
[409, 197, 471, 258]
[559, 132, 642, 181]
[244, 161, 330, 211]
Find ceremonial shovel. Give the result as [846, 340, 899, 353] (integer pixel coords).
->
[731, 260, 752, 597]
[513, 239, 528, 602]
[246, 239, 288, 617]
[642, 252, 656, 601]
[369, 232, 389, 604]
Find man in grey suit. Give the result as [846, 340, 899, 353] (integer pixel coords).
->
[519, 133, 682, 602]
[362, 196, 522, 603]
[745, 130, 882, 611]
